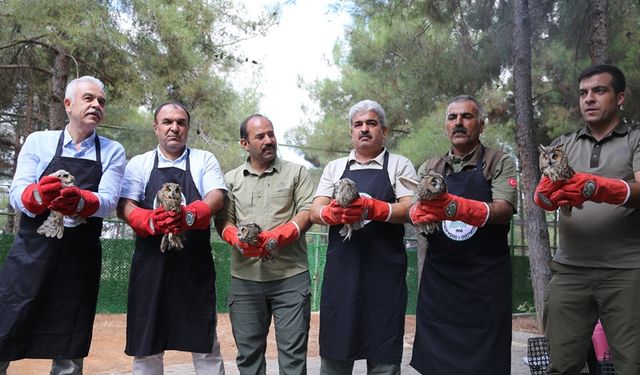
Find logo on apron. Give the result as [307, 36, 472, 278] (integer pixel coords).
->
[442, 220, 477, 241]
[63, 215, 85, 228]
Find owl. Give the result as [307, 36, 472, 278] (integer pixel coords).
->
[156, 182, 184, 252]
[334, 178, 362, 241]
[237, 221, 274, 263]
[238, 221, 262, 246]
[37, 169, 84, 239]
[400, 172, 447, 236]
[539, 143, 577, 216]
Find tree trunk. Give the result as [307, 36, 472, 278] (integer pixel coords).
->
[588, 0, 610, 65]
[512, 0, 553, 329]
[50, 45, 68, 130]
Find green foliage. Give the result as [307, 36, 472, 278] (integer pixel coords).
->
[1, 0, 276, 175]
[291, 0, 640, 168]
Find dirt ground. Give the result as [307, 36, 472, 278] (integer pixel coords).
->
[8, 313, 539, 374]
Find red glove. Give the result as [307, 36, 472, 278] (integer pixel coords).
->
[533, 176, 564, 211]
[361, 197, 392, 222]
[221, 226, 263, 257]
[320, 199, 365, 225]
[127, 207, 178, 237]
[409, 193, 489, 227]
[21, 176, 62, 214]
[548, 172, 630, 207]
[176, 200, 212, 232]
[49, 186, 100, 218]
[258, 221, 300, 253]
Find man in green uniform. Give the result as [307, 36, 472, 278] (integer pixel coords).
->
[215, 114, 315, 375]
[534, 64, 640, 375]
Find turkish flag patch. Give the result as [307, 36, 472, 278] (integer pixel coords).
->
[508, 178, 517, 188]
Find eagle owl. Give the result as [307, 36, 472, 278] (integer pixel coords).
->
[237, 221, 274, 263]
[37, 169, 84, 239]
[334, 178, 362, 241]
[539, 143, 577, 216]
[156, 182, 184, 252]
[400, 172, 447, 236]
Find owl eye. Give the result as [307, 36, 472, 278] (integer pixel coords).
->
[552, 154, 558, 160]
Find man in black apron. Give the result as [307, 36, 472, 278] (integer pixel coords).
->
[409, 95, 517, 374]
[310, 100, 417, 374]
[0, 76, 126, 374]
[117, 102, 227, 374]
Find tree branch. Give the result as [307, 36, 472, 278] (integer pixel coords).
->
[0, 35, 52, 51]
[0, 64, 52, 75]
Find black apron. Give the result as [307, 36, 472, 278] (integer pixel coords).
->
[319, 151, 407, 364]
[410, 146, 512, 374]
[0, 131, 104, 360]
[125, 150, 216, 356]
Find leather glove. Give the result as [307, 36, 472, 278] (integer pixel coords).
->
[409, 193, 489, 227]
[221, 226, 263, 257]
[360, 197, 392, 222]
[533, 176, 563, 211]
[320, 199, 365, 225]
[49, 186, 100, 218]
[21, 176, 62, 215]
[175, 200, 212, 232]
[127, 207, 177, 237]
[548, 172, 630, 207]
[258, 221, 300, 253]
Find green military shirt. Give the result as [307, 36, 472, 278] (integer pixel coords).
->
[551, 122, 640, 268]
[417, 144, 518, 210]
[217, 157, 315, 281]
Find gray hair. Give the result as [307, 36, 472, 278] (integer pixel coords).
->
[348, 99, 386, 128]
[65, 76, 105, 101]
[447, 95, 484, 120]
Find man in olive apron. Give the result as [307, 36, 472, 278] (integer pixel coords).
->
[310, 100, 417, 375]
[117, 102, 227, 374]
[0, 76, 126, 375]
[409, 95, 517, 374]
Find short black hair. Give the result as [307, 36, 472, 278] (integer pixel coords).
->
[154, 102, 191, 125]
[240, 114, 272, 139]
[578, 64, 626, 95]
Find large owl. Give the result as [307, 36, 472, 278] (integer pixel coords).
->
[334, 178, 362, 241]
[237, 221, 274, 263]
[37, 169, 83, 239]
[156, 182, 184, 252]
[539, 143, 576, 216]
[400, 171, 448, 236]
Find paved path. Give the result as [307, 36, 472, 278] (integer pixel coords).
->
[139, 330, 540, 375]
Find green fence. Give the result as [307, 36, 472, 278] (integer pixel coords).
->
[0, 233, 533, 314]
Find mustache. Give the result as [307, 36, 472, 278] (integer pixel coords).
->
[358, 132, 371, 139]
[452, 126, 466, 135]
[87, 110, 102, 118]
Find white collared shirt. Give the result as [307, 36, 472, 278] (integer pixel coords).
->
[119, 146, 227, 203]
[314, 148, 417, 199]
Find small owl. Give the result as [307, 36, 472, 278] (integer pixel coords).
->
[37, 169, 84, 239]
[334, 178, 362, 241]
[400, 172, 447, 236]
[238, 221, 262, 246]
[156, 182, 184, 252]
[237, 221, 274, 263]
[539, 143, 577, 216]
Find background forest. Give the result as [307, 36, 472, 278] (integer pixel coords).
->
[1, 0, 639, 326]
